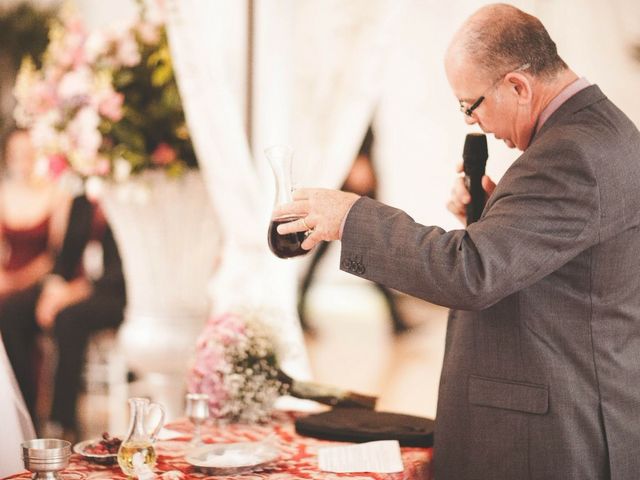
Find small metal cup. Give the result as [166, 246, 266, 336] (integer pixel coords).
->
[185, 393, 210, 447]
[21, 439, 71, 480]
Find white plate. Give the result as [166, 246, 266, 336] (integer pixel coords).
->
[185, 440, 280, 475]
[73, 439, 118, 465]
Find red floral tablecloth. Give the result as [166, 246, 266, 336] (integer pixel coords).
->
[5, 412, 432, 479]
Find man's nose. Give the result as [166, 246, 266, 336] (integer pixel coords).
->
[464, 114, 478, 126]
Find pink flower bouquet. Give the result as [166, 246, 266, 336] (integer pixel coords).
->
[188, 310, 377, 424]
[188, 311, 283, 424]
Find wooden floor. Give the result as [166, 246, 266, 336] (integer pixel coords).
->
[304, 280, 447, 419]
[75, 277, 448, 438]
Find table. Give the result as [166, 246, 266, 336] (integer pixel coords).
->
[5, 412, 432, 479]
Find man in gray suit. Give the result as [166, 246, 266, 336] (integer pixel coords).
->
[275, 3, 640, 479]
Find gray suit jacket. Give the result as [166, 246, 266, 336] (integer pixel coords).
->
[340, 85, 640, 480]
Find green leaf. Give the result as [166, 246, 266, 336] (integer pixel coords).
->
[166, 161, 186, 178]
[151, 63, 172, 87]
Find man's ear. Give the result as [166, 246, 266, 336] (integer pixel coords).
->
[506, 72, 532, 105]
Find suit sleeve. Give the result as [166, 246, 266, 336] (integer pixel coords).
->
[339, 137, 601, 311]
[94, 224, 126, 297]
[52, 195, 93, 281]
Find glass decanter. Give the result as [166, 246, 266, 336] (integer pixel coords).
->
[266, 144, 310, 259]
[117, 397, 165, 476]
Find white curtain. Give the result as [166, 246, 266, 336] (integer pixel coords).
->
[0, 337, 34, 477]
[259, 0, 409, 190]
[165, 0, 405, 379]
[165, 0, 308, 378]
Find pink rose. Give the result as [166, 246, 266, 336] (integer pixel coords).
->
[48, 154, 69, 178]
[151, 143, 177, 166]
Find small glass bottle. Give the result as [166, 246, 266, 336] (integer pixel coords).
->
[266, 145, 310, 259]
[117, 397, 165, 476]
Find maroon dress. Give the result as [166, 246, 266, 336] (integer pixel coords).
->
[1, 217, 50, 273]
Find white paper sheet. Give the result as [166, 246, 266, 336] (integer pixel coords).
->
[318, 440, 404, 473]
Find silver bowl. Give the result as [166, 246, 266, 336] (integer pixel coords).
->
[21, 439, 71, 480]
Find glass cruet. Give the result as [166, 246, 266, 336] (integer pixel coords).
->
[117, 397, 165, 476]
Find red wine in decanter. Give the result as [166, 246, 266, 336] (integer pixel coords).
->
[268, 217, 309, 259]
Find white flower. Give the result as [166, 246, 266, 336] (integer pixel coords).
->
[85, 31, 108, 63]
[115, 31, 141, 67]
[85, 176, 105, 200]
[30, 118, 59, 150]
[67, 107, 102, 161]
[57, 171, 85, 196]
[68, 150, 97, 177]
[58, 66, 93, 101]
[114, 157, 132, 182]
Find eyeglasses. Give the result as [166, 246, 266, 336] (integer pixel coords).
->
[458, 63, 531, 117]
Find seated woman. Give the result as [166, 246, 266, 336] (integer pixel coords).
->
[0, 128, 70, 422]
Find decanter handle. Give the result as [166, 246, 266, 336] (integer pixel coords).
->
[146, 402, 166, 442]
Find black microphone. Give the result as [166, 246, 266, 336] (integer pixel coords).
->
[462, 133, 488, 225]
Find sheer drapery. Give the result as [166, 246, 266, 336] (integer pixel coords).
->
[0, 336, 34, 477]
[166, 0, 405, 378]
[165, 0, 309, 378]
[285, 0, 408, 189]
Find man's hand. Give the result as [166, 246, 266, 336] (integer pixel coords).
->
[273, 188, 361, 251]
[447, 163, 496, 225]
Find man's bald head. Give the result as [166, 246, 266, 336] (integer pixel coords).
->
[447, 3, 567, 82]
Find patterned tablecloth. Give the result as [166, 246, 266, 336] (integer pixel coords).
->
[5, 412, 432, 479]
